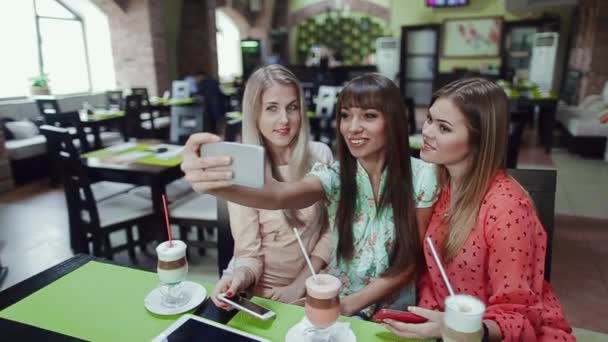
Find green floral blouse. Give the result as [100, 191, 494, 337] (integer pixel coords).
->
[308, 157, 438, 316]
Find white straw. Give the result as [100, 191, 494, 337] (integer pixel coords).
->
[426, 236, 455, 296]
[293, 228, 319, 283]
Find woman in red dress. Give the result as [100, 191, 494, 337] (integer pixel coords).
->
[383, 78, 574, 341]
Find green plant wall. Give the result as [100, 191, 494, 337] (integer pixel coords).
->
[295, 13, 388, 65]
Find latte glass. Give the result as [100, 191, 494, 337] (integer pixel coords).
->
[156, 240, 189, 308]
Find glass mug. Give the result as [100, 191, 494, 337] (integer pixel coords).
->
[156, 240, 190, 308]
[441, 294, 486, 342]
[303, 274, 342, 341]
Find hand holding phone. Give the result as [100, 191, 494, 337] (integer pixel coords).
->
[200, 142, 265, 188]
[372, 309, 428, 324]
[217, 293, 276, 320]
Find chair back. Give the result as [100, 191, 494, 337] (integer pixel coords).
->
[169, 105, 204, 144]
[106, 91, 123, 110]
[172, 81, 190, 100]
[404, 97, 417, 134]
[315, 86, 340, 119]
[43, 111, 90, 152]
[507, 168, 557, 281]
[40, 125, 100, 254]
[35, 97, 61, 115]
[506, 111, 528, 168]
[216, 199, 234, 277]
[124, 94, 150, 139]
[131, 87, 149, 102]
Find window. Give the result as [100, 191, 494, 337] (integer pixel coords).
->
[0, 0, 115, 98]
[216, 9, 243, 82]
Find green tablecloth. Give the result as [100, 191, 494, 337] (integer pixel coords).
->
[0, 260, 429, 342]
[149, 97, 195, 106]
[227, 297, 430, 342]
[0, 261, 208, 342]
[82, 143, 182, 167]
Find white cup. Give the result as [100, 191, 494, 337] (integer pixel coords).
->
[156, 240, 189, 308]
[442, 295, 486, 342]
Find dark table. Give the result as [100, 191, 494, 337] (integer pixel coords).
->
[82, 148, 184, 245]
[79, 111, 127, 150]
[0, 254, 234, 341]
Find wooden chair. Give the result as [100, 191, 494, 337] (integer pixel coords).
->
[105, 91, 123, 110]
[405, 97, 418, 134]
[35, 97, 61, 115]
[507, 168, 557, 281]
[124, 94, 151, 139]
[43, 111, 91, 152]
[131, 87, 149, 102]
[40, 125, 153, 260]
[168, 194, 234, 276]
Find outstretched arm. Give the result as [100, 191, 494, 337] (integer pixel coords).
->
[181, 133, 326, 210]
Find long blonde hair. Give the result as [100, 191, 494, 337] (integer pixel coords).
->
[241, 64, 325, 228]
[431, 78, 509, 260]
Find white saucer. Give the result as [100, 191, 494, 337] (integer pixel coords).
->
[144, 281, 207, 315]
[285, 317, 356, 342]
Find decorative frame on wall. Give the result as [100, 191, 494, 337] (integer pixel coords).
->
[442, 16, 503, 58]
[296, 14, 387, 65]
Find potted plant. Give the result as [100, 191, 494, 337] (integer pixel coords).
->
[29, 73, 50, 96]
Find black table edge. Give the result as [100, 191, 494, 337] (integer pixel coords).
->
[0, 254, 236, 340]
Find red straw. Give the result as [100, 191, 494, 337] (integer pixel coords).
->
[162, 194, 173, 247]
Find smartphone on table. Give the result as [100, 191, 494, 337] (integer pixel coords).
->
[200, 142, 265, 189]
[217, 293, 276, 321]
[372, 309, 428, 324]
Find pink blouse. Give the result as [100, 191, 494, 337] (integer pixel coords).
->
[223, 142, 333, 299]
[418, 172, 574, 341]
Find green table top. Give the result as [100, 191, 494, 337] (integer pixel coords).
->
[0, 261, 208, 342]
[0, 260, 428, 342]
[227, 297, 429, 342]
[82, 143, 182, 167]
[149, 97, 195, 106]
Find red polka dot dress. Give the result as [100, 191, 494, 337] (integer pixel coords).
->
[418, 172, 574, 341]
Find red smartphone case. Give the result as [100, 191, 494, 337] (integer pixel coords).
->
[372, 309, 428, 323]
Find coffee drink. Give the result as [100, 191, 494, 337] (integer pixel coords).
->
[441, 295, 486, 342]
[156, 240, 189, 308]
[304, 274, 342, 329]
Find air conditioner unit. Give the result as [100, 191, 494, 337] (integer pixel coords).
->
[505, 0, 577, 12]
[529, 32, 560, 92]
[375, 37, 400, 82]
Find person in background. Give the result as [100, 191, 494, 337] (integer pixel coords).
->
[193, 70, 226, 135]
[202, 65, 334, 308]
[382, 78, 574, 341]
[181, 73, 439, 318]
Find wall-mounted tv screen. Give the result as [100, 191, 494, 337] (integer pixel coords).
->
[426, 0, 469, 7]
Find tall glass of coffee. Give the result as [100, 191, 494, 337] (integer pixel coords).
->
[441, 294, 486, 342]
[304, 274, 342, 329]
[156, 240, 189, 308]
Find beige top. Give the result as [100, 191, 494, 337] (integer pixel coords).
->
[223, 141, 334, 298]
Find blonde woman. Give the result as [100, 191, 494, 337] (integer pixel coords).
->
[207, 65, 333, 308]
[383, 78, 574, 341]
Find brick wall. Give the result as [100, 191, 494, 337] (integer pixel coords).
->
[569, 0, 608, 100]
[91, 0, 170, 96]
[178, 0, 218, 78]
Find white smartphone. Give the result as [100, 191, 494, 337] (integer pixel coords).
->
[151, 314, 270, 342]
[200, 142, 265, 188]
[217, 293, 276, 321]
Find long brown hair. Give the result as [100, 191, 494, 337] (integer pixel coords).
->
[431, 78, 509, 260]
[335, 73, 422, 277]
[242, 64, 325, 229]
